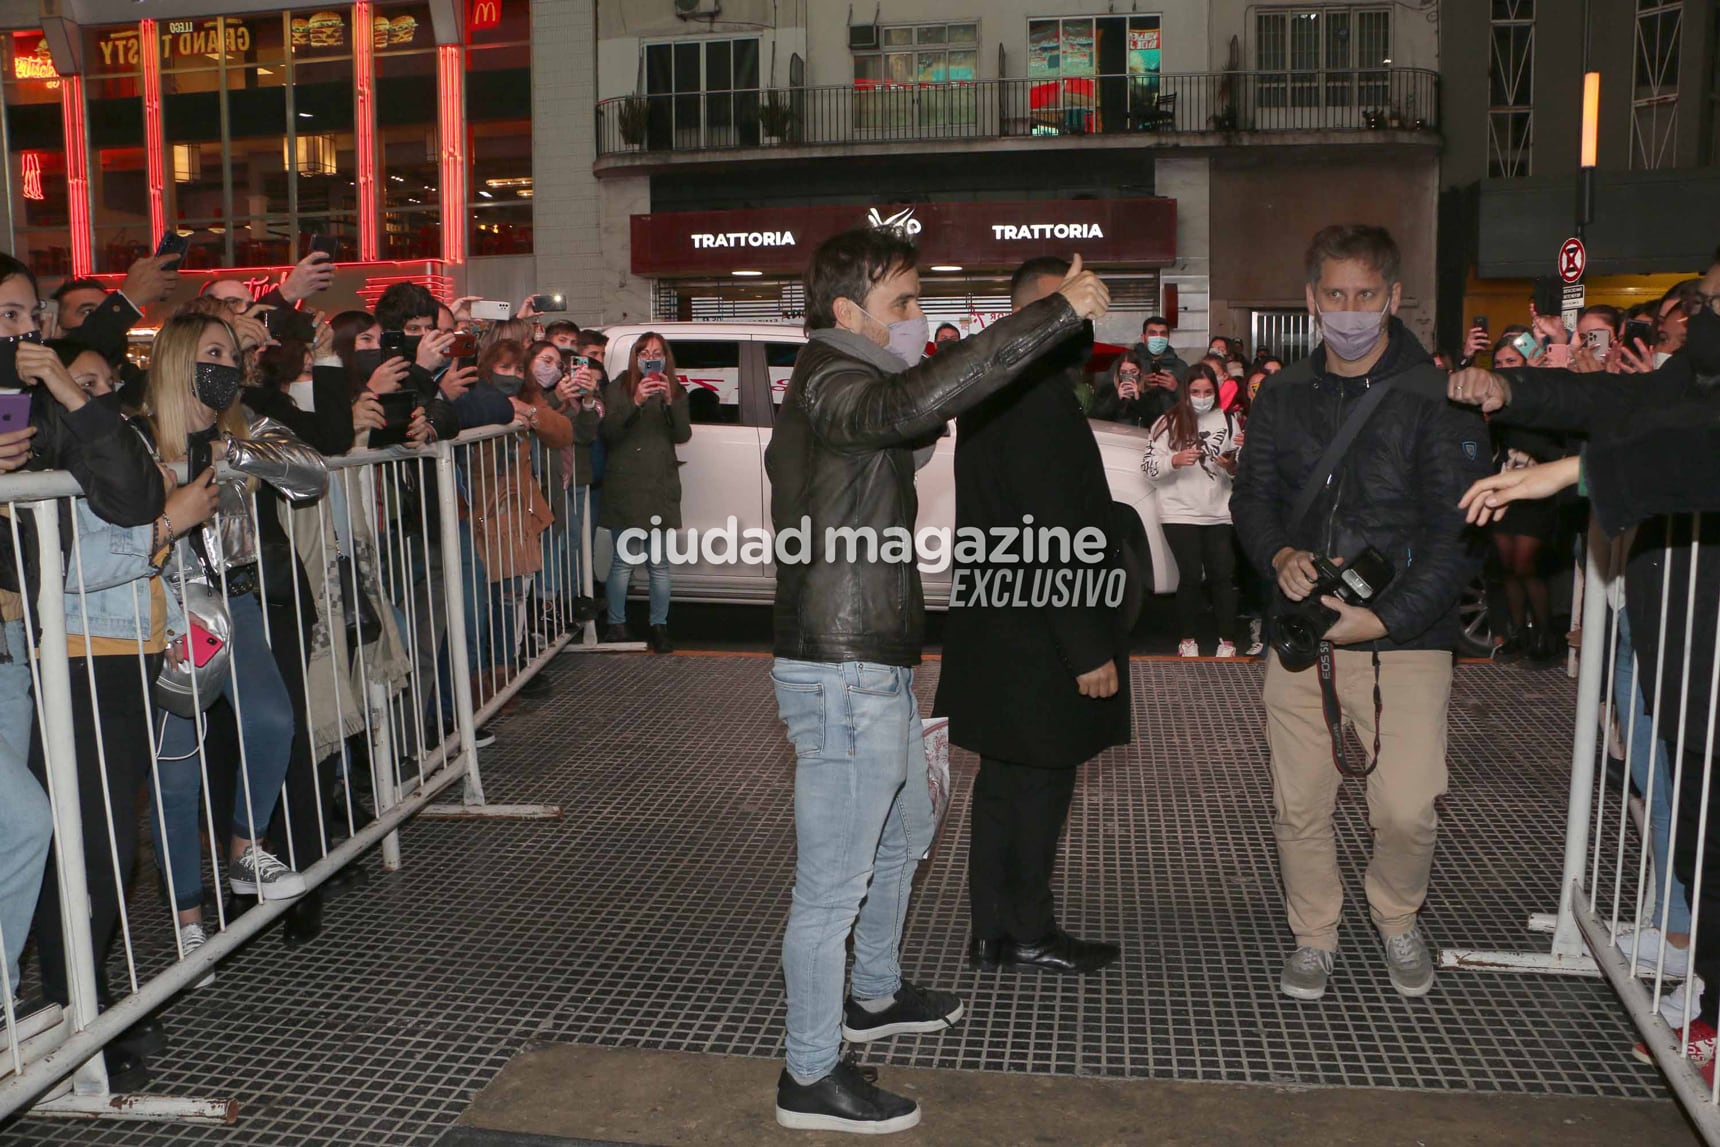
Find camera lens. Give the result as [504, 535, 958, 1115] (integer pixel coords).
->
[1272, 613, 1320, 673]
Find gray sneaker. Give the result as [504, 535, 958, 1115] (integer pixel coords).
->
[1383, 927, 1435, 997]
[1280, 946, 1335, 1001]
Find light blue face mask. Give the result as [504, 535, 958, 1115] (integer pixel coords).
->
[1146, 335, 1170, 355]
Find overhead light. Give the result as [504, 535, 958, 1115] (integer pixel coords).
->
[732, 270, 763, 277]
[1381, 57, 1392, 64]
[478, 189, 493, 198]
[930, 264, 962, 272]
[298, 112, 313, 118]
[485, 176, 533, 189]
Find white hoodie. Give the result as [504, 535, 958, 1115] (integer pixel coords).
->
[1142, 406, 1239, 526]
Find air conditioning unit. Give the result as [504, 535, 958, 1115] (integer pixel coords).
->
[675, 0, 721, 17]
[848, 24, 879, 51]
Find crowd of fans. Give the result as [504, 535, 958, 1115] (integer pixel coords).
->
[0, 247, 691, 1088]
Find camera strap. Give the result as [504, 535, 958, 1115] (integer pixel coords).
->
[1317, 641, 1382, 779]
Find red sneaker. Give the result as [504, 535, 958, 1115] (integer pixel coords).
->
[1633, 1019, 1718, 1067]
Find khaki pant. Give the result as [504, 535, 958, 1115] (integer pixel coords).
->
[1262, 648, 1453, 951]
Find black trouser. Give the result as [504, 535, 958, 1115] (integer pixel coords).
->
[1672, 747, 1720, 1027]
[968, 757, 1078, 942]
[1163, 523, 1238, 643]
[31, 652, 160, 1007]
[263, 598, 342, 872]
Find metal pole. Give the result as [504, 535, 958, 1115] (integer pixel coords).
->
[1552, 525, 1615, 957]
[434, 440, 484, 806]
[24, 501, 108, 1097]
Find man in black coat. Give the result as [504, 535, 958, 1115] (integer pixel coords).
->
[933, 256, 1131, 976]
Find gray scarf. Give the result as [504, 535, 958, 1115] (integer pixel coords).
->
[806, 327, 938, 470]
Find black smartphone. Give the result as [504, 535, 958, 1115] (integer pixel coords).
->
[187, 435, 211, 488]
[369, 392, 418, 448]
[156, 231, 191, 272]
[309, 234, 339, 264]
[1623, 318, 1654, 351]
[531, 292, 567, 313]
[381, 329, 408, 362]
[1472, 315, 1488, 332]
[1531, 277, 1562, 319]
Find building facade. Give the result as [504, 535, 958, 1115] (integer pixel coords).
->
[0, 0, 1443, 354]
[1439, 0, 1720, 349]
[591, 0, 1443, 359]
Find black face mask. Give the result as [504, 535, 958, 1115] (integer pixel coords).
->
[92, 390, 125, 416]
[194, 360, 244, 412]
[489, 373, 523, 398]
[352, 348, 383, 378]
[1684, 308, 1720, 376]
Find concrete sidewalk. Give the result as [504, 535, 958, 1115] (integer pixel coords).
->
[454, 1044, 1699, 1147]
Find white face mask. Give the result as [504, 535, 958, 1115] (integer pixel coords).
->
[1191, 396, 1216, 414]
[859, 305, 928, 369]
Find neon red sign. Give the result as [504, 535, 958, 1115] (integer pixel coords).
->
[20, 152, 42, 201]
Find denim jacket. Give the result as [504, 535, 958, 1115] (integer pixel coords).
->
[63, 498, 186, 644]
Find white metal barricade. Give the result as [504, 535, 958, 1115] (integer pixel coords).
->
[1438, 516, 1720, 1143]
[0, 424, 566, 1124]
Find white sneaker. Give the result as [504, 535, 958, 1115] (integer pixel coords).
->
[1659, 975, 1707, 1027]
[177, 922, 216, 989]
[1615, 926, 1693, 979]
[1178, 639, 1200, 658]
[1216, 640, 1237, 658]
[229, 844, 307, 901]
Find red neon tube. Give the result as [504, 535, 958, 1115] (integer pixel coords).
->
[140, 19, 166, 244]
[59, 74, 92, 277]
[355, 2, 379, 262]
[437, 44, 466, 264]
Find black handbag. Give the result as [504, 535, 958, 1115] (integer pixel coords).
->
[337, 553, 383, 650]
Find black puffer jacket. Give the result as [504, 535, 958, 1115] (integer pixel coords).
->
[1231, 320, 1491, 653]
[768, 294, 1085, 667]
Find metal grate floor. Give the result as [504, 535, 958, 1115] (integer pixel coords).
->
[5, 657, 1670, 1145]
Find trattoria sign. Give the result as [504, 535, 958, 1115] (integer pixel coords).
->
[631, 198, 1174, 275]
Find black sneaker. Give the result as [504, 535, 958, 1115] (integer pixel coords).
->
[840, 980, 964, 1043]
[774, 1058, 920, 1134]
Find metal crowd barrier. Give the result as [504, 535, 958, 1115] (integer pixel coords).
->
[0, 423, 588, 1123]
[1439, 516, 1720, 1144]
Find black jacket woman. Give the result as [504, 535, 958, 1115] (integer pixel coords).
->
[598, 331, 690, 652]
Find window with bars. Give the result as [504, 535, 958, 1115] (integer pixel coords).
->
[852, 22, 979, 133]
[1488, 0, 1534, 178]
[1253, 7, 1391, 111]
[1631, 0, 1682, 170]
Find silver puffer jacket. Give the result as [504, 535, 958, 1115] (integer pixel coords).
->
[175, 413, 329, 584]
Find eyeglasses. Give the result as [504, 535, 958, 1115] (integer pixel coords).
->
[217, 296, 249, 314]
[1677, 292, 1720, 318]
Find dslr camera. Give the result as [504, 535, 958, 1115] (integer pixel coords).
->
[1272, 547, 1395, 672]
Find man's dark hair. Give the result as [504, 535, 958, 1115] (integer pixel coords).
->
[1658, 278, 1703, 315]
[804, 228, 918, 331]
[1142, 315, 1170, 334]
[0, 254, 38, 296]
[544, 320, 580, 341]
[1578, 304, 1622, 334]
[934, 322, 960, 338]
[1009, 256, 1070, 306]
[1304, 224, 1401, 287]
[52, 277, 105, 303]
[375, 282, 438, 332]
[575, 329, 608, 352]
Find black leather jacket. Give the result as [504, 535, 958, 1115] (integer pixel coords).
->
[767, 294, 1085, 666]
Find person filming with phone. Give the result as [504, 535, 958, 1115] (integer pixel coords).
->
[599, 333, 689, 654]
[1231, 225, 1489, 1006]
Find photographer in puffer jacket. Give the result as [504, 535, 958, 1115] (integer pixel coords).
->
[765, 226, 1108, 1135]
[1231, 225, 1489, 1008]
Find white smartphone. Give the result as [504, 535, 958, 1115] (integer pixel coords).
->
[471, 300, 512, 322]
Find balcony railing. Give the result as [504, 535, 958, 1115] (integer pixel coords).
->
[595, 68, 1439, 158]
